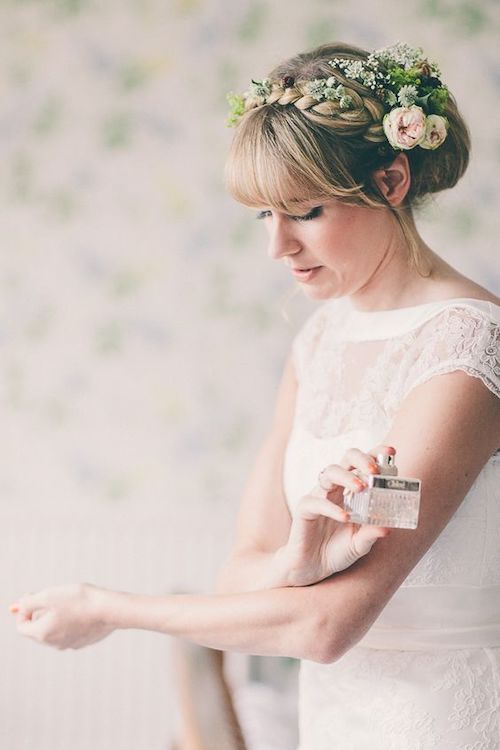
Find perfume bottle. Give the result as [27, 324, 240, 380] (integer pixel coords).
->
[343, 453, 421, 529]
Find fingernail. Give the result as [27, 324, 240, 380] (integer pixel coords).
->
[9, 603, 19, 613]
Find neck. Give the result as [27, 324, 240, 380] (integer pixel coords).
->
[348, 217, 454, 312]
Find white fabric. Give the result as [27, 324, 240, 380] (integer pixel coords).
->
[283, 296, 500, 749]
[232, 682, 299, 750]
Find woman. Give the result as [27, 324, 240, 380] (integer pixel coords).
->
[10, 42, 500, 748]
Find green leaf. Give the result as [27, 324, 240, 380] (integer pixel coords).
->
[226, 92, 246, 127]
[415, 92, 433, 111]
[429, 87, 449, 114]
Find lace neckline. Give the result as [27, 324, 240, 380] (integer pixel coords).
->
[344, 296, 500, 316]
[330, 296, 500, 342]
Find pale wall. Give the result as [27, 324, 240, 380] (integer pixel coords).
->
[1, 1, 499, 748]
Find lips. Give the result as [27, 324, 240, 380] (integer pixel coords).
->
[290, 266, 323, 281]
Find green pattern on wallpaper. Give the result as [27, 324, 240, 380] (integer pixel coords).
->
[0, 0, 498, 525]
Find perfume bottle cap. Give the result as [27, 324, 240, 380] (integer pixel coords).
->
[376, 452, 398, 476]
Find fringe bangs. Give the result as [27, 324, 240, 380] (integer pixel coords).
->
[224, 113, 322, 213]
[224, 107, 365, 214]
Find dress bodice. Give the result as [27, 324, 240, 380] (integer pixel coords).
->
[283, 296, 500, 649]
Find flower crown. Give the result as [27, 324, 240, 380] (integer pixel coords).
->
[226, 42, 450, 152]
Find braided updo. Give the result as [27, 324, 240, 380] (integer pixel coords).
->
[224, 42, 471, 273]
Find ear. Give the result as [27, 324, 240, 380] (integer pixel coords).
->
[372, 152, 411, 206]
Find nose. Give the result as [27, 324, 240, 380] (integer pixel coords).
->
[266, 215, 302, 261]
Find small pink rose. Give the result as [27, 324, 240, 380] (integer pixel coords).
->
[420, 114, 448, 150]
[383, 105, 427, 150]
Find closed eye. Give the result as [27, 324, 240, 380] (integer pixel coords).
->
[292, 206, 322, 222]
[255, 206, 323, 222]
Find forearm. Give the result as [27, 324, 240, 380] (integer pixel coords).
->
[213, 547, 291, 594]
[101, 584, 328, 663]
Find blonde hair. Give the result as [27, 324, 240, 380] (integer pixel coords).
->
[224, 42, 471, 275]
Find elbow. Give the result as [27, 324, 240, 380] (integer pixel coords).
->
[308, 639, 345, 665]
[302, 613, 351, 665]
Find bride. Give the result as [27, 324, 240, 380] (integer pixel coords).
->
[11, 41, 500, 748]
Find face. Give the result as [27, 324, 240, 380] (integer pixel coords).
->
[256, 198, 397, 301]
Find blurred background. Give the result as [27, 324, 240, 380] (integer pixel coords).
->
[1, 0, 499, 748]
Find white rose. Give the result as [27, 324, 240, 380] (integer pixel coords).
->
[420, 114, 448, 150]
[383, 105, 427, 150]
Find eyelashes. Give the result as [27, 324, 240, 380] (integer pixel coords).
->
[255, 206, 323, 222]
[296, 206, 322, 221]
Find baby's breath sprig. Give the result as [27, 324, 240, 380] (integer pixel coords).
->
[370, 42, 424, 71]
[329, 42, 449, 117]
[328, 56, 386, 91]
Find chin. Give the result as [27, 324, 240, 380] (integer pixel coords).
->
[301, 284, 340, 301]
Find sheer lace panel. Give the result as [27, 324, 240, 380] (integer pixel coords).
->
[292, 303, 500, 439]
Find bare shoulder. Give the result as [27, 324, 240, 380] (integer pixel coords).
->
[437, 278, 500, 306]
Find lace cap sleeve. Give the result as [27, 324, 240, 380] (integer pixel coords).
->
[404, 304, 500, 400]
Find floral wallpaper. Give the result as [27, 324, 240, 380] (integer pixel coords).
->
[0, 0, 499, 747]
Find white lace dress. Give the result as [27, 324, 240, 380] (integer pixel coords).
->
[283, 296, 500, 750]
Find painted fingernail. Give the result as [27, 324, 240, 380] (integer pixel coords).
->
[9, 603, 19, 613]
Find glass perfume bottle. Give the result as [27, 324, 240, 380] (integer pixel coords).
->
[343, 453, 421, 529]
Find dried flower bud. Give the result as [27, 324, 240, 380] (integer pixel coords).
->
[418, 62, 432, 77]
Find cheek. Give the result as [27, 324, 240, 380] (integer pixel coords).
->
[320, 208, 365, 251]
[334, 209, 383, 260]
[314, 206, 380, 267]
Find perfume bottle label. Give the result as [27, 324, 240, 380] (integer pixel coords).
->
[372, 477, 421, 491]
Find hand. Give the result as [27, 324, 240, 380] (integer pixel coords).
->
[278, 445, 395, 587]
[9, 582, 115, 650]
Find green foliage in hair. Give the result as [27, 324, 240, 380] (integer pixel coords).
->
[429, 86, 449, 115]
[226, 92, 246, 127]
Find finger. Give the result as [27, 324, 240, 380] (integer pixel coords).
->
[316, 465, 368, 496]
[17, 591, 47, 620]
[367, 444, 396, 460]
[17, 606, 54, 638]
[17, 617, 37, 636]
[8, 592, 33, 617]
[298, 496, 350, 523]
[16, 616, 43, 640]
[339, 448, 381, 474]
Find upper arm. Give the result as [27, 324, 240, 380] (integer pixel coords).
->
[303, 370, 500, 661]
[225, 352, 298, 557]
